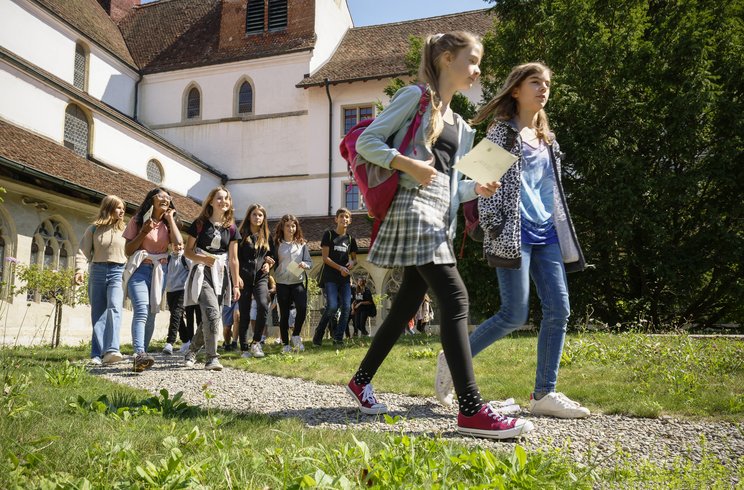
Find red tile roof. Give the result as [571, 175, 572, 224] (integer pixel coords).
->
[0, 118, 202, 220]
[265, 214, 373, 253]
[298, 9, 494, 87]
[32, 0, 137, 69]
[118, 0, 317, 74]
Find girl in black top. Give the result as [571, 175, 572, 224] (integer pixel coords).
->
[183, 186, 241, 371]
[237, 203, 276, 358]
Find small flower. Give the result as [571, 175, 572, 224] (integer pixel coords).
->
[201, 381, 213, 391]
[4, 257, 18, 263]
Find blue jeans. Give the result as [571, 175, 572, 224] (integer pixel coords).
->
[323, 280, 351, 342]
[128, 261, 167, 353]
[470, 241, 570, 395]
[88, 262, 124, 358]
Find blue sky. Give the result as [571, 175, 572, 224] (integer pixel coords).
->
[346, 0, 490, 26]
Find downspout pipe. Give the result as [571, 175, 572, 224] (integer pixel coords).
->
[133, 73, 142, 121]
[325, 78, 333, 216]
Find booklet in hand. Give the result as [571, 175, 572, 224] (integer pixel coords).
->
[286, 261, 304, 279]
[142, 205, 153, 223]
[454, 138, 518, 184]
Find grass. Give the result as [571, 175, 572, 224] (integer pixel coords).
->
[213, 331, 744, 421]
[1, 343, 742, 488]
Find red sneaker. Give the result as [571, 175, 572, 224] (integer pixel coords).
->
[457, 402, 534, 439]
[346, 378, 388, 415]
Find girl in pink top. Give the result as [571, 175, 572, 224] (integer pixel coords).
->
[123, 187, 183, 372]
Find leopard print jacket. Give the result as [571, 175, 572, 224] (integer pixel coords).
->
[478, 121, 585, 272]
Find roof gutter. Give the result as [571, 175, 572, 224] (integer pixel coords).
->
[297, 71, 411, 89]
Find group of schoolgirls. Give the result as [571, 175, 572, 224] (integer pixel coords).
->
[181, 188, 313, 371]
[76, 185, 312, 373]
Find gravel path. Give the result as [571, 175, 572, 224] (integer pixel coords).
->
[94, 353, 743, 475]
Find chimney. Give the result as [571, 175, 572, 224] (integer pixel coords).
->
[219, 0, 248, 51]
[98, 0, 141, 23]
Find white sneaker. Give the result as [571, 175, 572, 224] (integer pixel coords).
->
[282, 344, 292, 354]
[434, 351, 455, 406]
[530, 392, 590, 419]
[102, 351, 123, 365]
[205, 358, 223, 371]
[243, 342, 265, 358]
[184, 352, 196, 368]
[488, 398, 521, 414]
[179, 341, 191, 354]
[89, 356, 102, 366]
[162, 343, 173, 355]
[290, 335, 305, 352]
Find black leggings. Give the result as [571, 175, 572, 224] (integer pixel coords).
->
[276, 282, 307, 344]
[165, 290, 199, 344]
[238, 274, 269, 347]
[358, 263, 478, 397]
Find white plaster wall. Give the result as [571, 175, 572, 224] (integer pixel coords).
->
[156, 113, 310, 180]
[0, 0, 138, 116]
[0, 1, 75, 88]
[0, 65, 68, 141]
[138, 54, 311, 126]
[227, 177, 332, 219]
[87, 52, 137, 115]
[309, 0, 353, 73]
[91, 116, 221, 199]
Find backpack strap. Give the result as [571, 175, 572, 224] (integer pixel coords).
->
[398, 84, 431, 154]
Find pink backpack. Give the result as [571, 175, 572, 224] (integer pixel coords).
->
[339, 84, 430, 244]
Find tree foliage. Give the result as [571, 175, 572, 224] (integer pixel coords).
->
[475, 0, 744, 327]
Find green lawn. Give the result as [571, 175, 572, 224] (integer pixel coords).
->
[218, 332, 744, 421]
[1, 335, 742, 488]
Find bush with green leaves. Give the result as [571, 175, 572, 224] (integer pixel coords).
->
[472, 0, 744, 327]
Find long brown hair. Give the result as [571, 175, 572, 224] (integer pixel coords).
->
[196, 186, 235, 229]
[239, 203, 270, 252]
[274, 214, 305, 245]
[418, 31, 481, 147]
[472, 62, 554, 143]
[93, 195, 125, 231]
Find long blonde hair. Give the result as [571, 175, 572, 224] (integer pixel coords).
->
[472, 62, 554, 143]
[196, 186, 235, 229]
[418, 31, 481, 147]
[93, 195, 125, 231]
[239, 203, 270, 252]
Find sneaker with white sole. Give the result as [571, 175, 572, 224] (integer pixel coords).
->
[282, 344, 292, 354]
[89, 356, 102, 366]
[529, 392, 590, 419]
[346, 378, 388, 415]
[457, 402, 534, 439]
[290, 335, 305, 352]
[487, 398, 521, 414]
[102, 351, 123, 365]
[242, 342, 265, 358]
[184, 351, 196, 368]
[204, 358, 223, 371]
[133, 352, 155, 372]
[179, 341, 191, 354]
[162, 343, 173, 355]
[434, 351, 455, 407]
